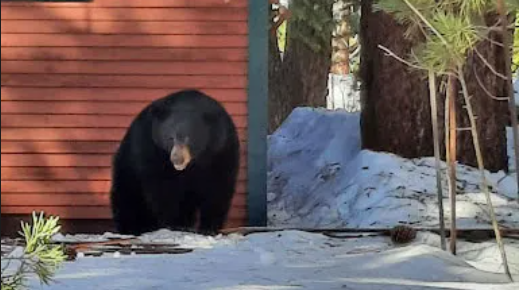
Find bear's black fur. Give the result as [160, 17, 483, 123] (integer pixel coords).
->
[110, 90, 240, 236]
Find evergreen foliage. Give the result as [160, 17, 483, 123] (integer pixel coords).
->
[374, 0, 518, 76]
[1, 212, 66, 290]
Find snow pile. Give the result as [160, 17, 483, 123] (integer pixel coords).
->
[268, 108, 519, 229]
[28, 230, 518, 289]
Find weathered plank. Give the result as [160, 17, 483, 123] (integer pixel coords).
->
[1, 61, 247, 75]
[1, 101, 247, 115]
[1, 48, 248, 61]
[1, 20, 248, 35]
[1, 74, 247, 89]
[1, 167, 248, 181]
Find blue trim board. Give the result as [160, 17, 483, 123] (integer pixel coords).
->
[247, 0, 268, 226]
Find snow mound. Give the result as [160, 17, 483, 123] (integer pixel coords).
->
[268, 107, 362, 227]
[268, 108, 519, 229]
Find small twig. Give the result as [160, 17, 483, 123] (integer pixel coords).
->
[377, 45, 426, 71]
[473, 48, 508, 80]
[479, 34, 505, 48]
[472, 66, 509, 101]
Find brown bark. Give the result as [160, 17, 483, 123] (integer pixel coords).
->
[359, 1, 508, 172]
[360, 0, 432, 157]
[457, 22, 508, 172]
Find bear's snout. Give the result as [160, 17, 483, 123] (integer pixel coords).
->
[170, 144, 191, 171]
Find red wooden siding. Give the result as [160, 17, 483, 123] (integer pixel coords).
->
[1, 0, 249, 229]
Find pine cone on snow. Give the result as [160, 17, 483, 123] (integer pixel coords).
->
[64, 246, 77, 261]
[390, 225, 417, 245]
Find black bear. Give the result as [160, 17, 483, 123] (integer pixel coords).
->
[110, 90, 240, 236]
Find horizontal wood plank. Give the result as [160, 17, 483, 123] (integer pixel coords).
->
[2, 193, 110, 206]
[1, 152, 248, 167]
[1, 61, 247, 75]
[1, 0, 248, 8]
[1, 206, 113, 219]
[1, 167, 248, 181]
[1, 115, 133, 128]
[1, 74, 247, 89]
[1, 180, 247, 194]
[2, 167, 112, 180]
[1, 115, 247, 128]
[1, 141, 119, 154]
[1, 20, 248, 35]
[1, 34, 248, 48]
[1, 192, 247, 207]
[1, 47, 248, 61]
[1, 88, 247, 102]
[1, 140, 248, 154]
[1, 7, 248, 21]
[0, 206, 247, 220]
[1, 101, 247, 115]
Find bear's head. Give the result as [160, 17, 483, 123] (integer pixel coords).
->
[149, 100, 227, 171]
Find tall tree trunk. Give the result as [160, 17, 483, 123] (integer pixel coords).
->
[359, 1, 508, 172]
[457, 24, 508, 172]
[360, 0, 432, 157]
[268, 1, 333, 134]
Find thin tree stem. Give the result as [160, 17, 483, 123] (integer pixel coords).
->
[458, 65, 513, 282]
[446, 74, 458, 255]
[428, 70, 447, 251]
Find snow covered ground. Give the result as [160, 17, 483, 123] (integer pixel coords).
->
[20, 230, 518, 289]
[268, 108, 518, 229]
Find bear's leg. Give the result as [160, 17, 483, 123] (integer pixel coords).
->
[139, 178, 197, 232]
[173, 192, 198, 231]
[198, 179, 235, 235]
[111, 170, 159, 236]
